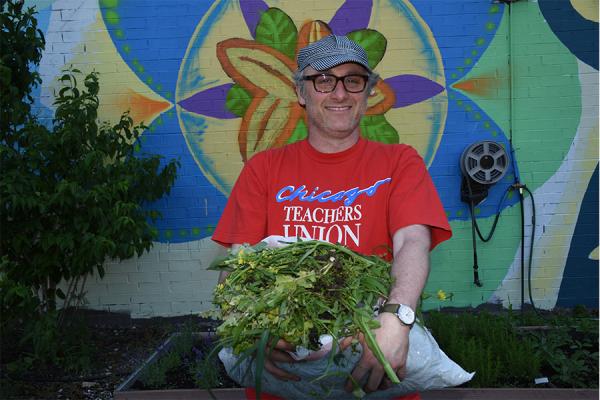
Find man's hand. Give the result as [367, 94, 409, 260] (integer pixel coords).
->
[341, 312, 410, 393]
[263, 339, 302, 381]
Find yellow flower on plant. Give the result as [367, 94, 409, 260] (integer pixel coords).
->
[437, 289, 448, 301]
[237, 249, 245, 265]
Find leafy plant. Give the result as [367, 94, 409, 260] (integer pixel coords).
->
[0, 0, 178, 372]
[425, 311, 542, 387]
[425, 309, 599, 389]
[190, 337, 224, 390]
[139, 324, 195, 388]
[523, 313, 599, 388]
[138, 324, 230, 391]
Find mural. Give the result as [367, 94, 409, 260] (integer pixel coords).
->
[30, 0, 597, 314]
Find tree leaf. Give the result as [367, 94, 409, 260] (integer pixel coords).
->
[255, 8, 298, 60]
[225, 84, 252, 117]
[96, 264, 105, 279]
[347, 29, 387, 69]
[55, 288, 66, 300]
[360, 115, 399, 144]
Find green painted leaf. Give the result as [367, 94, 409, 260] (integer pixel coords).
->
[225, 84, 252, 117]
[347, 29, 387, 69]
[360, 115, 399, 144]
[287, 118, 307, 143]
[255, 8, 298, 60]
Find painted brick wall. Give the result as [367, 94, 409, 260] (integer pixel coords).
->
[29, 0, 598, 317]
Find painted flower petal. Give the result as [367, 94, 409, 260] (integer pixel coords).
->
[240, 0, 269, 38]
[239, 95, 303, 161]
[329, 0, 373, 35]
[296, 21, 332, 55]
[216, 38, 302, 161]
[216, 38, 297, 100]
[178, 83, 238, 119]
[384, 74, 445, 108]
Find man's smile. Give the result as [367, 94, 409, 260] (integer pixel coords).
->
[325, 105, 352, 111]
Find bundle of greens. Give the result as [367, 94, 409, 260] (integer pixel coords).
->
[209, 239, 400, 387]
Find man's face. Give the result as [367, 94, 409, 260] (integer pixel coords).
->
[297, 63, 370, 143]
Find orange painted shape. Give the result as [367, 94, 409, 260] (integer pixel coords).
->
[366, 79, 396, 115]
[238, 95, 303, 161]
[216, 38, 297, 93]
[296, 20, 332, 56]
[452, 75, 498, 97]
[120, 89, 171, 125]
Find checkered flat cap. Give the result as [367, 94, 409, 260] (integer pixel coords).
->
[297, 35, 372, 73]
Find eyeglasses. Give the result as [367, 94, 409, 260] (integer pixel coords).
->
[302, 73, 369, 93]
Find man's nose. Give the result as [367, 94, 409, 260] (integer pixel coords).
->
[330, 79, 349, 99]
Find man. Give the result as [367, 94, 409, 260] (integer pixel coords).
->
[213, 34, 451, 395]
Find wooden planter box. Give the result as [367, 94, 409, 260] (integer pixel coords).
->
[113, 332, 598, 400]
[114, 387, 598, 400]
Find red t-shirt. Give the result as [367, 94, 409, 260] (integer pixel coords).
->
[212, 138, 451, 257]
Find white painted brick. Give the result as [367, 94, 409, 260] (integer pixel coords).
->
[99, 294, 132, 305]
[139, 302, 173, 317]
[168, 282, 200, 300]
[106, 283, 139, 295]
[130, 294, 166, 304]
[138, 282, 170, 295]
[138, 260, 165, 272]
[159, 249, 190, 262]
[41, 53, 66, 66]
[105, 259, 139, 273]
[84, 282, 109, 297]
[107, 304, 136, 315]
[159, 271, 192, 283]
[100, 273, 129, 284]
[168, 260, 200, 271]
[80, 295, 101, 307]
[128, 272, 161, 284]
[190, 269, 219, 285]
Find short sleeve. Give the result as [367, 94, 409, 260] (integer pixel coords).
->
[212, 154, 269, 247]
[388, 146, 452, 250]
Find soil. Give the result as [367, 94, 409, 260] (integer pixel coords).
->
[0, 310, 218, 400]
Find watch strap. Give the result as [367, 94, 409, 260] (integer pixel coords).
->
[381, 303, 401, 314]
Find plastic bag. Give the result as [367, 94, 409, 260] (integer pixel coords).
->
[219, 322, 474, 399]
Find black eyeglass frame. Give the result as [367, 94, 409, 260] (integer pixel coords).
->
[302, 73, 370, 93]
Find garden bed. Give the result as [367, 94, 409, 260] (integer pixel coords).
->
[2, 307, 596, 399]
[113, 308, 599, 399]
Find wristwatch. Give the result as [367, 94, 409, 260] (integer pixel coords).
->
[380, 303, 416, 327]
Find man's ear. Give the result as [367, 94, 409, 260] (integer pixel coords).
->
[296, 87, 306, 106]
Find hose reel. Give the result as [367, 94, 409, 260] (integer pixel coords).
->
[459, 141, 509, 287]
[460, 141, 509, 205]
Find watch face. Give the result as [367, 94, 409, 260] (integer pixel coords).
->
[398, 305, 415, 325]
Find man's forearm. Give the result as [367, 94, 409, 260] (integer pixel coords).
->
[387, 225, 431, 310]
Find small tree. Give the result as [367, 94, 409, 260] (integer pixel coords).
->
[0, 0, 178, 370]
